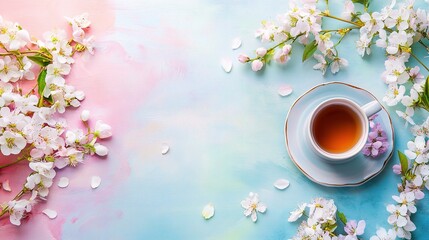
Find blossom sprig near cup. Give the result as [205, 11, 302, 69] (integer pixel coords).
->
[288, 197, 372, 240]
[237, 0, 429, 123]
[362, 115, 389, 158]
[386, 116, 429, 239]
[0, 13, 112, 226]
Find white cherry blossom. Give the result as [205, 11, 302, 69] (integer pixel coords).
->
[241, 192, 266, 222]
[392, 192, 417, 213]
[383, 84, 405, 106]
[387, 204, 408, 227]
[0, 131, 27, 155]
[288, 203, 306, 222]
[370, 228, 396, 240]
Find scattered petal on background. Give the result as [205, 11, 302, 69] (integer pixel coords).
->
[221, 58, 232, 73]
[278, 85, 293, 97]
[274, 179, 290, 190]
[161, 144, 170, 155]
[231, 37, 242, 50]
[202, 203, 215, 220]
[91, 176, 101, 189]
[57, 177, 69, 188]
[2, 180, 11, 192]
[42, 209, 58, 219]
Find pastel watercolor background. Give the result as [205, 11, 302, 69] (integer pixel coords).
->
[0, 0, 428, 239]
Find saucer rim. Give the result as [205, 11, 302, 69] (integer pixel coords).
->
[284, 81, 395, 187]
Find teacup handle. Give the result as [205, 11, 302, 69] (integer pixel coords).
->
[361, 100, 382, 117]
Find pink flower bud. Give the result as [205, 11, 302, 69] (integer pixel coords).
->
[251, 60, 264, 72]
[238, 54, 250, 63]
[392, 164, 402, 175]
[256, 47, 267, 57]
[81, 110, 90, 121]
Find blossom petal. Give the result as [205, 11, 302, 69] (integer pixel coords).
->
[396, 215, 407, 227]
[251, 210, 257, 222]
[231, 37, 242, 50]
[2, 179, 11, 192]
[273, 178, 290, 190]
[91, 176, 101, 189]
[356, 220, 366, 235]
[221, 58, 232, 73]
[57, 177, 69, 188]
[278, 85, 293, 97]
[392, 195, 401, 203]
[202, 203, 215, 220]
[404, 219, 416, 231]
[42, 209, 57, 219]
[161, 144, 170, 155]
[243, 208, 252, 217]
[256, 204, 266, 213]
[387, 215, 396, 225]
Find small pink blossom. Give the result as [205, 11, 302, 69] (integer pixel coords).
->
[393, 164, 402, 174]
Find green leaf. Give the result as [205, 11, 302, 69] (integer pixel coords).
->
[352, 0, 368, 5]
[337, 211, 347, 225]
[425, 76, 429, 97]
[28, 54, 51, 67]
[37, 69, 47, 97]
[398, 151, 409, 177]
[302, 40, 317, 62]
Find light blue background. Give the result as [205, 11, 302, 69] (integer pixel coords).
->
[61, 0, 429, 239]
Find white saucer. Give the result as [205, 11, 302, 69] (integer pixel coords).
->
[284, 82, 394, 187]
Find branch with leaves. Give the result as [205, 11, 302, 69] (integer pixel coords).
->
[0, 13, 111, 226]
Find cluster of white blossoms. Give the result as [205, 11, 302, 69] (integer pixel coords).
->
[238, 0, 352, 74]
[288, 198, 371, 240]
[360, 0, 429, 127]
[0, 14, 111, 226]
[383, 116, 429, 239]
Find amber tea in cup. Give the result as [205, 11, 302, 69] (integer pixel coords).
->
[312, 104, 362, 153]
[307, 97, 382, 162]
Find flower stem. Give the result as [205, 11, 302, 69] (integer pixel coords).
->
[0, 158, 25, 169]
[320, 13, 363, 27]
[418, 40, 429, 52]
[410, 51, 429, 72]
[25, 84, 38, 97]
[320, 27, 359, 33]
[0, 50, 52, 60]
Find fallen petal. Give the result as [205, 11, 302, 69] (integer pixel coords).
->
[231, 37, 242, 50]
[274, 179, 290, 190]
[278, 85, 293, 97]
[91, 176, 101, 189]
[42, 209, 57, 219]
[221, 58, 232, 73]
[2, 179, 11, 192]
[161, 144, 170, 155]
[57, 177, 69, 188]
[202, 203, 215, 220]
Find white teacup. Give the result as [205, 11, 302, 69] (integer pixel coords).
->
[307, 97, 382, 163]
